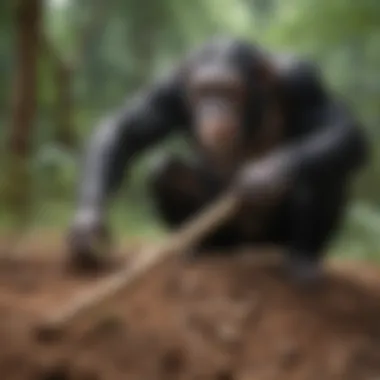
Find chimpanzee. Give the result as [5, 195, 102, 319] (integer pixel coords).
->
[68, 37, 368, 282]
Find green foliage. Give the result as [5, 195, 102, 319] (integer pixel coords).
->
[33, 144, 77, 199]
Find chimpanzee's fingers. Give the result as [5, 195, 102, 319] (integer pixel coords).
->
[66, 226, 111, 272]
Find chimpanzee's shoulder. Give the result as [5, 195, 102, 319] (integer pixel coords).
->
[272, 53, 327, 106]
[272, 53, 320, 81]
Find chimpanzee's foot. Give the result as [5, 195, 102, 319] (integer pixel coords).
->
[284, 252, 325, 287]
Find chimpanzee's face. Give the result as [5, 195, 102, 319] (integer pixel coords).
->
[186, 62, 248, 157]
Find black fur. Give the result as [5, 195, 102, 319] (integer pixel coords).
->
[76, 38, 368, 264]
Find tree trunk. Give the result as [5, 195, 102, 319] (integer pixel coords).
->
[10, 0, 41, 157]
[5, 0, 42, 226]
[55, 63, 75, 148]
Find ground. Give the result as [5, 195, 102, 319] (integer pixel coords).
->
[0, 242, 379, 380]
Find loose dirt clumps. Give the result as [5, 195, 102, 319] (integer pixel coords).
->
[0, 250, 379, 380]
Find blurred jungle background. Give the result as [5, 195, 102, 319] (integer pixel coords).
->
[0, 0, 379, 260]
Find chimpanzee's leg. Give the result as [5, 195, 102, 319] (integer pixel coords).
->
[272, 177, 348, 282]
[147, 154, 240, 253]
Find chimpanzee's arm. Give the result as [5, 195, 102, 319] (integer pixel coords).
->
[275, 63, 368, 183]
[77, 74, 187, 216]
[287, 102, 368, 181]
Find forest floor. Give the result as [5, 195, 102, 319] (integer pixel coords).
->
[0, 241, 379, 380]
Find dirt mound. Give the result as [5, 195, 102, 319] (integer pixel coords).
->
[0, 250, 379, 380]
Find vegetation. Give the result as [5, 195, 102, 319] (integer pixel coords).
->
[0, 0, 379, 259]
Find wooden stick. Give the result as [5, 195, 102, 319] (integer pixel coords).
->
[36, 192, 240, 337]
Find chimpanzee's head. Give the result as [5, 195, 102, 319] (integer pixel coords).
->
[184, 37, 275, 158]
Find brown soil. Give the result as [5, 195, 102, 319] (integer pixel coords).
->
[0, 247, 379, 380]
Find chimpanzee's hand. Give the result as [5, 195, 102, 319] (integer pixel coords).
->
[234, 152, 294, 204]
[67, 209, 111, 272]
